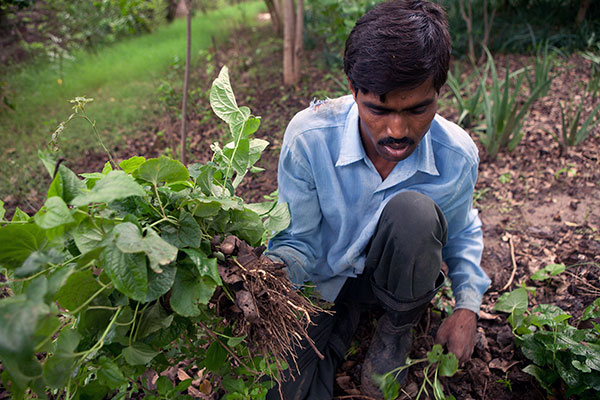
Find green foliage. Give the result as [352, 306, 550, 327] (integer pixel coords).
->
[548, 75, 600, 152]
[375, 344, 458, 400]
[530, 263, 566, 282]
[525, 42, 558, 99]
[0, 67, 290, 399]
[494, 287, 600, 399]
[446, 64, 484, 129]
[476, 48, 552, 158]
[304, 0, 384, 66]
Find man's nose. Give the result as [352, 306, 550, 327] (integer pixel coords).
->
[386, 114, 408, 138]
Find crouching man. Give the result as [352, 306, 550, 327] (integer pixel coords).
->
[266, 1, 491, 398]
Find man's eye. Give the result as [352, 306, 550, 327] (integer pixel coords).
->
[410, 106, 428, 115]
[369, 108, 388, 115]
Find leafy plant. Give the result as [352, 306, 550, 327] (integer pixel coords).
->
[446, 64, 484, 129]
[494, 289, 600, 399]
[477, 48, 552, 158]
[0, 66, 312, 399]
[547, 75, 600, 154]
[525, 41, 557, 99]
[375, 344, 459, 400]
[530, 263, 566, 282]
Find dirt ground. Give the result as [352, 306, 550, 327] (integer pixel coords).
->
[4, 20, 600, 399]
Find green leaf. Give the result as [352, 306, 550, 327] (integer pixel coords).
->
[48, 165, 86, 203]
[531, 263, 566, 281]
[227, 335, 246, 348]
[205, 341, 228, 372]
[582, 297, 600, 321]
[264, 202, 290, 237]
[145, 264, 177, 302]
[114, 223, 178, 273]
[134, 157, 189, 186]
[182, 248, 222, 286]
[97, 356, 128, 390]
[34, 196, 75, 229]
[228, 208, 265, 246]
[438, 352, 459, 377]
[161, 211, 201, 248]
[0, 223, 50, 269]
[136, 302, 174, 339]
[119, 156, 146, 174]
[14, 249, 64, 278]
[494, 288, 528, 314]
[122, 343, 159, 365]
[572, 359, 592, 373]
[0, 199, 5, 220]
[156, 375, 173, 395]
[210, 66, 238, 121]
[427, 344, 444, 364]
[170, 266, 216, 317]
[523, 364, 558, 394]
[43, 353, 76, 388]
[71, 171, 145, 207]
[73, 218, 110, 254]
[0, 295, 49, 357]
[373, 372, 400, 400]
[142, 229, 178, 273]
[55, 270, 102, 312]
[12, 207, 30, 222]
[100, 242, 147, 301]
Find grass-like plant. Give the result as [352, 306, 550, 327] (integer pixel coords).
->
[525, 41, 557, 99]
[477, 48, 552, 158]
[547, 75, 600, 155]
[446, 64, 484, 129]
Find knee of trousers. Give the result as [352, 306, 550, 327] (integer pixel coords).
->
[380, 191, 448, 246]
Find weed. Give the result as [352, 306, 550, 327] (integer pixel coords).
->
[499, 172, 512, 185]
[547, 76, 600, 154]
[375, 344, 459, 400]
[477, 48, 552, 158]
[494, 287, 600, 399]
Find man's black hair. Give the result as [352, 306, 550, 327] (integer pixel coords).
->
[344, 0, 451, 98]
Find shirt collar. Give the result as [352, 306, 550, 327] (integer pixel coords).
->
[335, 102, 364, 167]
[335, 101, 440, 178]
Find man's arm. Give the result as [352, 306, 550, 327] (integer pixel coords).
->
[437, 161, 491, 362]
[266, 133, 324, 286]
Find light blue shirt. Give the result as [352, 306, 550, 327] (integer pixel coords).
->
[267, 95, 491, 314]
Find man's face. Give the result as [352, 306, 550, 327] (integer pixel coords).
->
[350, 79, 438, 174]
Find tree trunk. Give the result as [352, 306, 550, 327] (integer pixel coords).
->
[293, 0, 303, 83]
[180, 0, 192, 165]
[283, 0, 303, 85]
[264, 0, 282, 34]
[283, 0, 295, 85]
[576, 0, 590, 25]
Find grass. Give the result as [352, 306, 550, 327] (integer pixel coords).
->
[0, 1, 265, 213]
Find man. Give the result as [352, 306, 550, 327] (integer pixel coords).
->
[266, 1, 491, 398]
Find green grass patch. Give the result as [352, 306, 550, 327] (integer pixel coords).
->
[0, 1, 265, 212]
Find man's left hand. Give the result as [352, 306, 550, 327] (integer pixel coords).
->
[434, 308, 477, 364]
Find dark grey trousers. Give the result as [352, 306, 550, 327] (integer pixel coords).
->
[266, 191, 448, 400]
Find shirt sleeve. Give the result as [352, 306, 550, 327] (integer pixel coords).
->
[442, 160, 491, 315]
[266, 132, 324, 286]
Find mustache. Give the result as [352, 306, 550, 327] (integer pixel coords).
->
[378, 137, 415, 146]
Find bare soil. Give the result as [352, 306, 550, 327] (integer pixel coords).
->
[4, 20, 600, 399]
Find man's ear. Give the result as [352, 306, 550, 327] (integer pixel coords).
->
[347, 77, 357, 99]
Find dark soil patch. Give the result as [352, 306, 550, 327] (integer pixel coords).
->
[4, 17, 600, 400]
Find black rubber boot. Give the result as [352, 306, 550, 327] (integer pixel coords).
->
[360, 276, 443, 399]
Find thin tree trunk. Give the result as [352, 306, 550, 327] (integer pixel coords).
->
[264, 0, 282, 33]
[458, 0, 475, 63]
[576, 0, 590, 25]
[180, 0, 191, 165]
[293, 0, 303, 83]
[478, 0, 496, 64]
[283, 0, 295, 85]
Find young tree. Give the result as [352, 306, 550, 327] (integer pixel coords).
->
[283, 0, 303, 85]
[181, 0, 192, 165]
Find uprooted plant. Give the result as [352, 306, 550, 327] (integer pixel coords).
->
[0, 66, 324, 399]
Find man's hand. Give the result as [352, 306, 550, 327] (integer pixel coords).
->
[435, 308, 477, 364]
